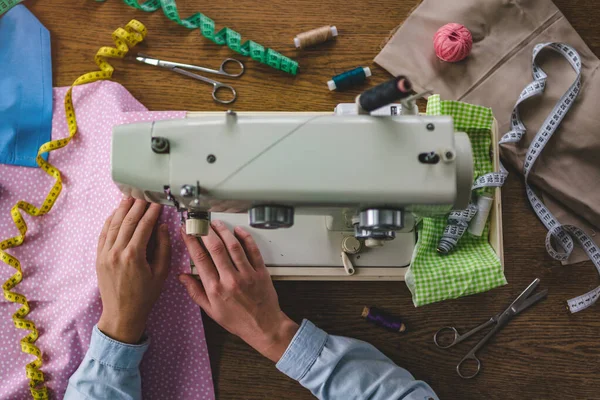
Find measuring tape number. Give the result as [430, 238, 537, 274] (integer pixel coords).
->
[473, 43, 600, 313]
[0, 0, 22, 16]
[0, 20, 147, 399]
[437, 203, 478, 254]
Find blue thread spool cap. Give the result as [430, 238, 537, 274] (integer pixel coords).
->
[328, 67, 371, 91]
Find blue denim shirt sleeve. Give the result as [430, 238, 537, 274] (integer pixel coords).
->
[276, 320, 438, 400]
[64, 325, 148, 400]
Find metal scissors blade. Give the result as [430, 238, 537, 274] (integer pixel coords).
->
[505, 278, 542, 314]
[136, 54, 244, 77]
[511, 288, 548, 315]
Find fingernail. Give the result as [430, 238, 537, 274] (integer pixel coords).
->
[211, 220, 224, 228]
[178, 274, 187, 284]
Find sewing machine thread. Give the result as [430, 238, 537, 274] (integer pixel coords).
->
[362, 306, 406, 333]
[357, 76, 412, 112]
[294, 25, 338, 49]
[327, 67, 371, 91]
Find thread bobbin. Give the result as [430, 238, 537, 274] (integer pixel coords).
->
[328, 67, 371, 91]
[361, 306, 407, 333]
[294, 25, 338, 49]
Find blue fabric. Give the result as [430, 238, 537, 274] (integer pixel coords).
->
[0, 4, 52, 167]
[64, 326, 149, 400]
[66, 320, 438, 400]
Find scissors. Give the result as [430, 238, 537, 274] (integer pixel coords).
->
[135, 54, 244, 104]
[433, 278, 548, 379]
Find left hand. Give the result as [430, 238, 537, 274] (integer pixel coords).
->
[96, 198, 171, 344]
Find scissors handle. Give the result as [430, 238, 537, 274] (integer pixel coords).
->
[171, 67, 237, 104]
[433, 327, 460, 349]
[212, 83, 237, 104]
[456, 352, 481, 379]
[434, 318, 495, 349]
[218, 58, 245, 77]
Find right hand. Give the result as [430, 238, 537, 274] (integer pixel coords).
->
[178, 220, 299, 362]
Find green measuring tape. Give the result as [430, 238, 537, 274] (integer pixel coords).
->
[0, 0, 23, 16]
[98, 0, 299, 75]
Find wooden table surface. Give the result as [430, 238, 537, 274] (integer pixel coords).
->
[28, 0, 600, 399]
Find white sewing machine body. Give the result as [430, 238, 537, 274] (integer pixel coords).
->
[111, 104, 474, 280]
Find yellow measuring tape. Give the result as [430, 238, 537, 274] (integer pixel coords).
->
[0, 20, 147, 399]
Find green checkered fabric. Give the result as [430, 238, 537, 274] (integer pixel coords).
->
[405, 95, 506, 307]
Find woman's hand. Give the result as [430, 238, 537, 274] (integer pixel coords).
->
[96, 198, 171, 344]
[179, 220, 299, 362]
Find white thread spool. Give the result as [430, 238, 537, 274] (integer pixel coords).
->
[468, 194, 493, 236]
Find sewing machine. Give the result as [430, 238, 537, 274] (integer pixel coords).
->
[111, 97, 474, 280]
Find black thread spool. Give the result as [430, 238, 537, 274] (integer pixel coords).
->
[357, 76, 413, 112]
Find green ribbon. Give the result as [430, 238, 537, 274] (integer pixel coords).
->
[0, 0, 23, 17]
[98, 0, 299, 75]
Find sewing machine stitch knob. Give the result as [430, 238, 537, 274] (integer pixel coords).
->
[248, 205, 294, 229]
[358, 209, 404, 232]
[342, 236, 362, 255]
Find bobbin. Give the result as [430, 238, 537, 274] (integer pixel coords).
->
[327, 67, 371, 91]
[294, 25, 338, 49]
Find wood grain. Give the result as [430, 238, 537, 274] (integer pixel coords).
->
[26, 0, 600, 398]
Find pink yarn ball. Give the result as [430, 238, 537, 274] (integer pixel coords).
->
[433, 23, 473, 62]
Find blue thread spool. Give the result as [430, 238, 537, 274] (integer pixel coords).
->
[328, 67, 372, 91]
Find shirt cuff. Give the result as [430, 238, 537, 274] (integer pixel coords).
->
[276, 319, 327, 381]
[88, 325, 150, 370]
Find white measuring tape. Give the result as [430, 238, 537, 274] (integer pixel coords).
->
[437, 203, 478, 254]
[474, 42, 600, 313]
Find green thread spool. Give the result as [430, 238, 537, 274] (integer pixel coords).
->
[328, 67, 371, 91]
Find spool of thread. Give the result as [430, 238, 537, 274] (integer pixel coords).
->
[328, 67, 371, 91]
[433, 23, 473, 62]
[294, 25, 338, 49]
[361, 306, 406, 333]
[468, 194, 494, 237]
[357, 76, 412, 113]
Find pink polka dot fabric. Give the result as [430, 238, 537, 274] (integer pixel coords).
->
[0, 81, 214, 399]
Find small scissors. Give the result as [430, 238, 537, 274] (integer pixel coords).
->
[434, 278, 547, 379]
[135, 54, 244, 104]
